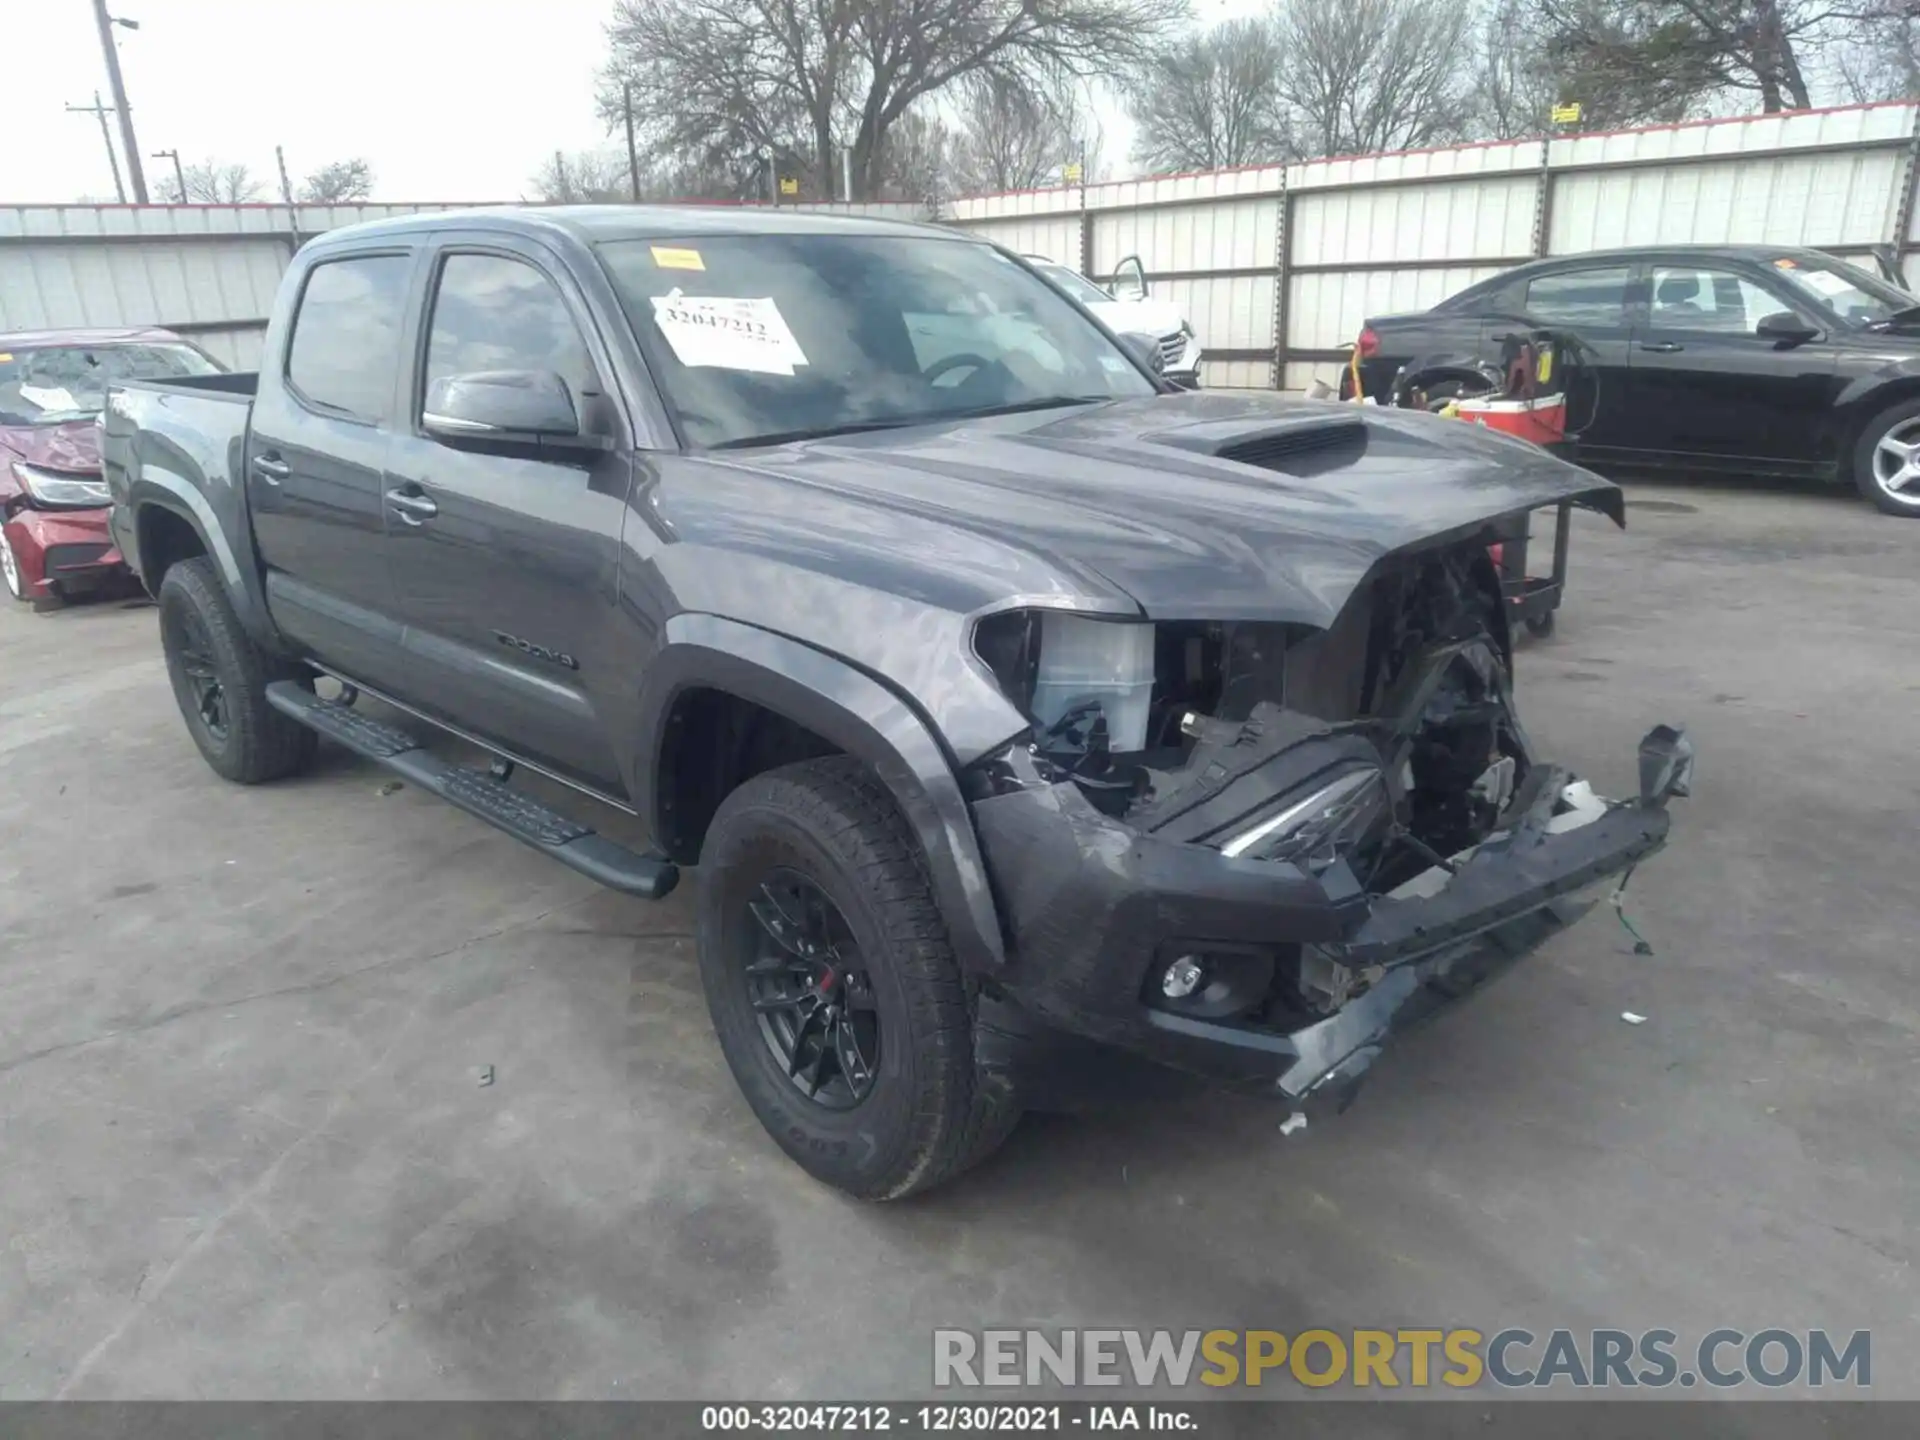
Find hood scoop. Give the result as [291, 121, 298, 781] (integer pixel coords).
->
[1146, 413, 1371, 478]
[1213, 419, 1368, 476]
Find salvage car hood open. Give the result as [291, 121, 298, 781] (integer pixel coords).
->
[707, 391, 1622, 627]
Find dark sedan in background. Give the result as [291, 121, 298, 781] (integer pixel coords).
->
[1344, 245, 1920, 517]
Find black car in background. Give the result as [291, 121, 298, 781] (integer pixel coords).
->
[1344, 244, 1920, 517]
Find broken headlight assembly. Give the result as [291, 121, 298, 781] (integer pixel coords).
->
[1218, 764, 1389, 864]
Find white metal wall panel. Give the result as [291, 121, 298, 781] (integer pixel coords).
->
[0, 238, 286, 332]
[1090, 197, 1276, 276]
[1291, 176, 1536, 266]
[1289, 139, 1541, 192]
[957, 215, 1080, 263]
[1549, 102, 1916, 171]
[1202, 358, 1271, 389]
[1290, 266, 1501, 349]
[1550, 150, 1904, 253]
[1091, 165, 1283, 211]
[1161, 275, 1274, 352]
[947, 189, 1078, 222]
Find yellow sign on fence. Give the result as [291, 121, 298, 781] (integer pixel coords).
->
[779, 175, 799, 196]
[1551, 102, 1583, 125]
[1062, 162, 1083, 184]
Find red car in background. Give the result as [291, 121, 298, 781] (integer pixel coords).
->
[2, 327, 224, 609]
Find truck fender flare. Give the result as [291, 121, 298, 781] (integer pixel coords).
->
[125, 472, 282, 652]
[635, 613, 1008, 974]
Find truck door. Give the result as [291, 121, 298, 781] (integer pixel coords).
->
[246, 248, 419, 694]
[380, 240, 635, 794]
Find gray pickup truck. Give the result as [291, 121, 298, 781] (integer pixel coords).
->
[103, 207, 1691, 1199]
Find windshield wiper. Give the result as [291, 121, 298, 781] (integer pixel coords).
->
[709, 416, 937, 450]
[938, 395, 1113, 421]
[707, 396, 1111, 451]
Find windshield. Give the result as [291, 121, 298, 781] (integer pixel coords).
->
[1033, 261, 1114, 308]
[0, 342, 221, 425]
[1769, 257, 1912, 326]
[598, 234, 1155, 449]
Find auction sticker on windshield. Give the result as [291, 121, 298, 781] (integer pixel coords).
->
[650, 291, 809, 375]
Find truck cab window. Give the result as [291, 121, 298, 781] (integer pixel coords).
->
[286, 255, 411, 422]
[423, 254, 600, 411]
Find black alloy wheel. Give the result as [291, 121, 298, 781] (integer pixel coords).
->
[166, 603, 230, 742]
[741, 870, 880, 1109]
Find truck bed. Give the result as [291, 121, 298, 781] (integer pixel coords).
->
[122, 372, 258, 401]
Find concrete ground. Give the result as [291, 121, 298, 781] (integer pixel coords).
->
[1, 476, 1915, 1403]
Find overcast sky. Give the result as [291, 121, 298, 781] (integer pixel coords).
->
[3, 0, 1273, 206]
[7, 0, 621, 204]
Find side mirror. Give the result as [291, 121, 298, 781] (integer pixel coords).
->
[1755, 311, 1820, 347]
[1108, 255, 1148, 302]
[423, 369, 602, 447]
[1118, 332, 1165, 378]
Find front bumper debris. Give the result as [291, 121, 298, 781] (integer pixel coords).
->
[969, 730, 1684, 1106]
[2, 506, 125, 597]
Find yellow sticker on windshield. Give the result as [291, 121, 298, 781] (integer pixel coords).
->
[0, 354, 11, 363]
[651, 247, 705, 271]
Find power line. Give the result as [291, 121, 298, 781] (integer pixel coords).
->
[65, 91, 126, 203]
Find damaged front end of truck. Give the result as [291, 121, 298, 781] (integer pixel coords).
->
[961, 525, 1693, 1111]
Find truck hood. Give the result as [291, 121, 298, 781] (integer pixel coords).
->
[0, 420, 101, 474]
[702, 391, 1621, 628]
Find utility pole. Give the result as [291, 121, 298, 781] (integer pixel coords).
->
[151, 148, 186, 203]
[66, 92, 126, 202]
[623, 83, 640, 203]
[274, 145, 295, 205]
[91, 0, 148, 203]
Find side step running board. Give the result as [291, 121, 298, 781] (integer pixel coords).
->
[265, 681, 678, 900]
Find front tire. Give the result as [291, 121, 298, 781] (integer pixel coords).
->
[0, 527, 25, 603]
[695, 757, 1021, 1200]
[1853, 399, 1920, 516]
[157, 557, 318, 783]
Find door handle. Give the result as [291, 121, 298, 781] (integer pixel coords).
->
[1639, 341, 1684, 353]
[385, 488, 439, 525]
[251, 454, 291, 483]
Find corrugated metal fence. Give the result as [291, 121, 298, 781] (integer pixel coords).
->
[948, 101, 1920, 390]
[6, 104, 1920, 387]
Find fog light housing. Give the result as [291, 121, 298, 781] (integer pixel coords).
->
[1161, 955, 1206, 999]
[1146, 945, 1278, 1020]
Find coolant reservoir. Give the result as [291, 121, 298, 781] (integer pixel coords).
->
[1029, 614, 1155, 753]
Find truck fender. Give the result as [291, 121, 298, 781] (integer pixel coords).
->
[635, 613, 1008, 975]
[123, 472, 284, 655]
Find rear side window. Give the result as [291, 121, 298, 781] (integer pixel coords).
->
[1523, 266, 1633, 327]
[286, 254, 411, 422]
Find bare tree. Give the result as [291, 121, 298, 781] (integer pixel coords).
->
[1275, 0, 1471, 158]
[1126, 18, 1291, 172]
[598, 0, 1182, 202]
[298, 158, 374, 203]
[1537, 0, 1830, 117]
[1466, 0, 1564, 138]
[874, 108, 953, 203]
[154, 159, 264, 204]
[530, 149, 633, 202]
[1832, 0, 1920, 100]
[948, 73, 1089, 193]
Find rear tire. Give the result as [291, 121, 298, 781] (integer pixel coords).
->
[1852, 399, 1920, 517]
[695, 756, 1021, 1200]
[157, 557, 318, 783]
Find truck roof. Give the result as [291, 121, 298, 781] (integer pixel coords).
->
[308, 204, 956, 251]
